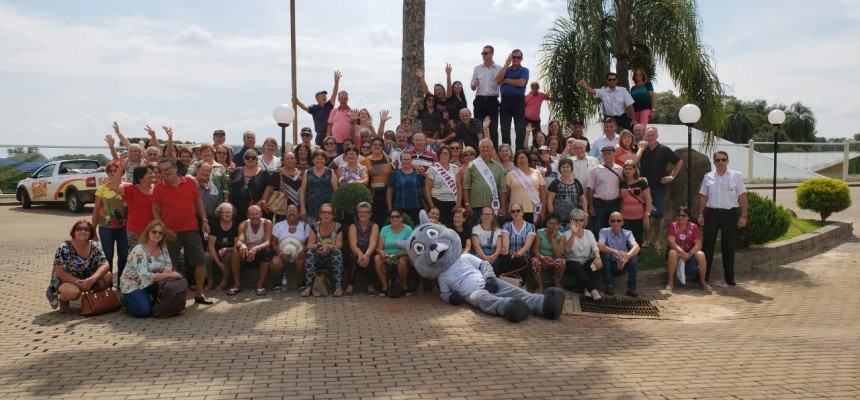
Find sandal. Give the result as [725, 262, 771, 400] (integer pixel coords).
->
[368, 288, 378, 296]
[256, 288, 267, 296]
[226, 288, 240, 296]
[377, 290, 387, 298]
[642, 241, 651, 248]
[300, 287, 312, 297]
[664, 284, 673, 291]
[403, 288, 413, 297]
[333, 287, 344, 297]
[701, 283, 713, 291]
[653, 242, 662, 250]
[216, 281, 228, 292]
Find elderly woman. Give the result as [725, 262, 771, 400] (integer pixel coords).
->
[387, 152, 425, 224]
[374, 209, 413, 298]
[300, 149, 338, 223]
[424, 145, 458, 225]
[338, 147, 369, 185]
[188, 143, 230, 204]
[619, 159, 653, 244]
[110, 160, 156, 251]
[92, 160, 128, 278]
[215, 144, 235, 172]
[120, 220, 183, 317]
[563, 209, 603, 300]
[176, 147, 194, 176]
[207, 202, 239, 292]
[262, 150, 303, 221]
[259, 137, 282, 172]
[362, 137, 393, 226]
[271, 204, 311, 291]
[232, 205, 276, 296]
[665, 206, 711, 291]
[547, 158, 587, 232]
[302, 203, 345, 297]
[347, 202, 380, 296]
[506, 149, 547, 224]
[530, 212, 567, 293]
[46, 220, 113, 313]
[293, 143, 313, 173]
[230, 151, 269, 222]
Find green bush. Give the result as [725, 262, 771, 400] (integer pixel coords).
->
[738, 192, 791, 248]
[331, 183, 372, 222]
[796, 178, 851, 222]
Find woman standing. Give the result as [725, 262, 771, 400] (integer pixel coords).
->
[497, 144, 515, 174]
[120, 220, 182, 317]
[448, 142, 463, 166]
[424, 145, 458, 225]
[322, 137, 339, 161]
[293, 143, 312, 173]
[109, 160, 156, 251]
[409, 94, 446, 139]
[500, 204, 536, 278]
[614, 129, 645, 166]
[530, 131, 547, 153]
[547, 158, 587, 232]
[563, 209, 603, 300]
[262, 151, 302, 221]
[374, 209, 413, 298]
[189, 143, 230, 204]
[347, 202, 380, 296]
[445, 64, 468, 117]
[229, 151, 269, 222]
[46, 221, 113, 312]
[302, 203, 345, 297]
[362, 137, 393, 227]
[300, 150, 338, 223]
[506, 150, 547, 224]
[338, 147, 369, 185]
[547, 120, 564, 145]
[630, 68, 655, 126]
[387, 152, 425, 224]
[455, 147, 477, 209]
[530, 213, 566, 293]
[619, 159, 653, 244]
[259, 137, 282, 173]
[471, 206, 503, 273]
[176, 147, 194, 176]
[215, 144, 235, 172]
[92, 160, 128, 279]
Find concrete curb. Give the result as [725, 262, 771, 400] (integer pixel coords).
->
[633, 221, 855, 287]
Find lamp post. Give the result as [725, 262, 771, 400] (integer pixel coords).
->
[273, 105, 296, 154]
[678, 104, 701, 209]
[768, 109, 786, 201]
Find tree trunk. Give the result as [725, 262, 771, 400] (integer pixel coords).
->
[401, 0, 425, 124]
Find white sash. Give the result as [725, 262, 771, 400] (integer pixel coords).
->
[472, 157, 500, 211]
[511, 167, 542, 223]
[431, 162, 457, 199]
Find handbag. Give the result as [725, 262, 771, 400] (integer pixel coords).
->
[80, 287, 121, 316]
[267, 172, 289, 216]
[151, 277, 188, 319]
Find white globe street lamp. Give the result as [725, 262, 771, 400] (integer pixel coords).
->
[678, 104, 701, 209]
[768, 109, 786, 200]
[273, 105, 296, 154]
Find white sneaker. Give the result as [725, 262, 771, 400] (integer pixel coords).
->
[591, 289, 602, 301]
[583, 289, 592, 298]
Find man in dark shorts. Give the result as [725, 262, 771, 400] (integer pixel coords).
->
[639, 127, 684, 249]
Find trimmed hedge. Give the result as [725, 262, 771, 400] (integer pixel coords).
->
[738, 192, 791, 248]
[796, 178, 851, 222]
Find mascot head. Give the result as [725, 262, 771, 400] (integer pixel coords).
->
[395, 210, 462, 279]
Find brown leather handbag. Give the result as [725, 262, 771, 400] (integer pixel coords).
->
[80, 287, 121, 316]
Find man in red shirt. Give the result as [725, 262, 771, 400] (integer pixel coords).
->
[152, 157, 213, 305]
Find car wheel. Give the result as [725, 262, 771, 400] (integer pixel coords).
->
[19, 189, 32, 209]
[67, 189, 83, 213]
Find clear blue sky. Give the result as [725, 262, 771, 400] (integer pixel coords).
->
[0, 0, 857, 147]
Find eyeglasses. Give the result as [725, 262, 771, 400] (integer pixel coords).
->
[510, 209, 523, 214]
[714, 158, 728, 162]
[481, 51, 491, 56]
[677, 214, 689, 218]
[572, 218, 585, 222]
[610, 219, 623, 223]
[320, 210, 333, 215]
[150, 230, 164, 235]
[607, 78, 617, 82]
[74, 226, 91, 232]
[511, 56, 522, 60]
[244, 156, 258, 161]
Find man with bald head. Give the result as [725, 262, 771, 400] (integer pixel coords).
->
[597, 212, 640, 297]
[639, 126, 683, 249]
[463, 138, 508, 227]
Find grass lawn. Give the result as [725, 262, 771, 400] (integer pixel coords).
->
[636, 218, 828, 271]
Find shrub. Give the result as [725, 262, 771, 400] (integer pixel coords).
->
[331, 183, 372, 222]
[737, 192, 791, 248]
[796, 178, 851, 222]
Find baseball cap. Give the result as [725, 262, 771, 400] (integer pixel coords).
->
[538, 145, 550, 151]
[300, 127, 313, 135]
[601, 145, 615, 153]
[315, 90, 328, 97]
[213, 129, 226, 136]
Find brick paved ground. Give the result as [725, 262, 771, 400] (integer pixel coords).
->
[0, 187, 857, 399]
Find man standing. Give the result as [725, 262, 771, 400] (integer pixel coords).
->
[570, 139, 599, 188]
[212, 129, 233, 163]
[327, 91, 355, 154]
[525, 81, 547, 133]
[407, 132, 437, 173]
[639, 127, 684, 249]
[632, 123, 646, 142]
[463, 138, 508, 227]
[587, 146, 623, 237]
[233, 131, 261, 168]
[152, 157, 213, 305]
[496, 49, 528, 149]
[579, 73, 635, 130]
[598, 212, 640, 297]
[569, 119, 590, 153]
[295, 71, 341, 147]
[298, 127, 319, 153]
[697, 151, 748, 286]
[470, 45, 502, 148]
[589, 117, 619, 163]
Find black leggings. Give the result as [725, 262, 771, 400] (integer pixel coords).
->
[565, 258, 598, 291]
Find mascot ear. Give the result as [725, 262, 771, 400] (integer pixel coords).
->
[419, 209, 430, 225]
[393, 239, 409, 251]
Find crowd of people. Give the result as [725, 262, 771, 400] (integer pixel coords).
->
[47, 47, 750, 315]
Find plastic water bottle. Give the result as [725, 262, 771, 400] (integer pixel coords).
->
[281, 273, 288, 291]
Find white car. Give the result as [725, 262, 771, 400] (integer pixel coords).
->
[16, 159, 108, 213]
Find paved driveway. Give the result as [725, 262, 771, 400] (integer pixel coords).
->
[0, 193, 857, 399]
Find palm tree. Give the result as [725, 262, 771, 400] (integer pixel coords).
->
[401, 0, 425, 120]
[540, 0, 725, 141]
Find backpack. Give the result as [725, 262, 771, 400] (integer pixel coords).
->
[151, 277, 188, 318]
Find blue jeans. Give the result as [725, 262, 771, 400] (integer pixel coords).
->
[601, 253, 638, 291]
[590, 198, 620, 237]
[99, 226, 128, 278]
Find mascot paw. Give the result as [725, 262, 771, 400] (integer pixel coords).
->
[542, 287, 566, 320]
[448, 292, 465, 305]
[504, 299, 530, 323]
[484, 276, 499, 293]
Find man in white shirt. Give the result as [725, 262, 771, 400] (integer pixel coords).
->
[570, 140, 598, 188]
[589, 117, 620, 163]
[579, 73, 635, 130]
[471, 45, 503, 148]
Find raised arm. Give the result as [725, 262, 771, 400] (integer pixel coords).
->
[578, 79, 596, 96]
[162, 126, 176, 159]
[330, 70, 341, 107]
[144, 125, 158, 148]
[105, 135, 119, 161]
[377, 110, 390, 138]
[408, 96, 421, 118]
[445, 63, 454, 100]
[416, 68, 431, 95]
[113, 122, 131, 148]
[109, 156, 128, 195]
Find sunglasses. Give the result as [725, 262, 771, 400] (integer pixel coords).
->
[511, 56, 522, 59]
[74, 226, 92, 232]
[677, 214, 689, 218]
[610, 219, 623, 223]
[607, 78, 617, 82]
[714, 158, 728, 162]
[481, 51, 491, 56]
[510, 209, 523, 214]
[244, 156, 258, 161]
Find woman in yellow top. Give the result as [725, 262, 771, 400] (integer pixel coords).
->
[92, 160, 128, 280]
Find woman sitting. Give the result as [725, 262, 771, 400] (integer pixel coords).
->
[120, 220, 182, 317]
[448, 208, 472, 254]
[232, 205, 276, 296]
[499, 203, 536, 279]
[374, 209, 414, 298]
[530, 212, 567, 293]
[471, 206, 503, 273]
[206, 202, 239, 292]
[302, 203, 345, 297]
[46, 220, 113, 313]
[347, 202, 380, 296]
[271, 204, 311, 291]
[665, 206, 711, 291]
[563, 209, 603, 300]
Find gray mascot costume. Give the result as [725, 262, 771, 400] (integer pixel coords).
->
[395, 211, 565, 322]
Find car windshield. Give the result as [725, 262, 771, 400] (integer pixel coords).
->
[59, 160, 100, 174]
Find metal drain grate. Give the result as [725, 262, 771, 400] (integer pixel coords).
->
[578, 296, 660, 317]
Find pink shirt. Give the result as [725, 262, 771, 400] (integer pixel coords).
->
[667, 222, 700, 252]
[327, 106, 354, 143]
[525, 91, 547, 120]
